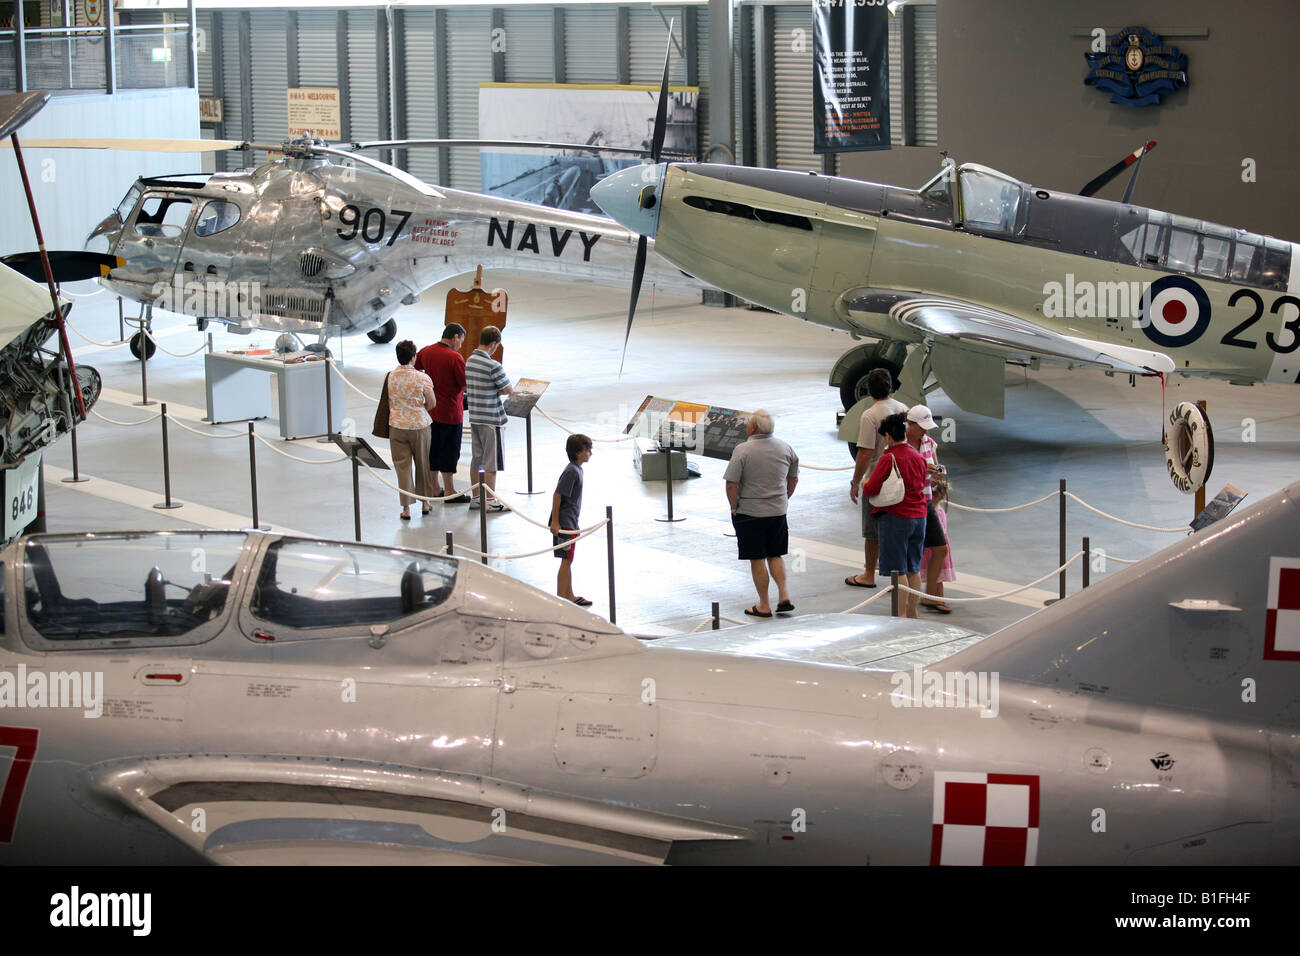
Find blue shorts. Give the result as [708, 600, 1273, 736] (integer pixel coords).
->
[876, 513, 926, 576]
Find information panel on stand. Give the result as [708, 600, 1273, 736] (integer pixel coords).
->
[623, 395, 752, 461]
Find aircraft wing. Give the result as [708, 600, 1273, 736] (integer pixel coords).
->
[884, 295, 1176, 376]
[0, 262, 67, 351]
[87, 755, 748, 865]
[652, 613, 986, 670]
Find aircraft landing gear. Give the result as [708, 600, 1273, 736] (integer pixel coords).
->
[831, 341, 908, 461]
[128, 330, 156, 360]
[367, 319, 397, 344]
[838, 355, 902, 410]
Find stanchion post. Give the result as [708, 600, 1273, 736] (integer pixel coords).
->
[247, 422, 260, 529]
[445, 531, 454, 557]
[206, 332, 213, 354]
[1058, 478, 1067, 601]
[318, 356, 336, 444]
[117, 295, 125, 342]
[1082, 535, 1090, 589]
[655, 451, 686, 523]
[351, 456, 361, 542]
[890, 571, 900, 617]
[525, 412, 534, 493]
[478, 468, 488, 565]
[153, 403, 182, 510]
[711, 601, 720, 631]
[60, 362, 88, 484]
[606, 505, 615, 624]
[133, 309, 155, 407]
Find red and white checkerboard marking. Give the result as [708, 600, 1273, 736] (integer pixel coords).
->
[1264, 557, 1300, 661]
[930, 771, 1039, 866]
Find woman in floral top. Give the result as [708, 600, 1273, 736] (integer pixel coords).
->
[388, 339, 436, 520]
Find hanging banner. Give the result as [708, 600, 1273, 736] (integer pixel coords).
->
[812, 0, 890, 153]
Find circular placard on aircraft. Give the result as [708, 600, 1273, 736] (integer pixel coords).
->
[1139, 275, 1212, 348]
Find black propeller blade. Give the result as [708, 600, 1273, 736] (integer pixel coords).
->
[1, 250, 124, 283]
[620, 19, 674, 375]
[1079, 140, 1157, 198]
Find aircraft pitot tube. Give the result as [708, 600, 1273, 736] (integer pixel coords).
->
[0, 317, 100, 468]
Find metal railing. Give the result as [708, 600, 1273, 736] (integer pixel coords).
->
[1, 15, 196, 95]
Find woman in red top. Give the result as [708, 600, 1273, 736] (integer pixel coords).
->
[861, 412, 929, 617]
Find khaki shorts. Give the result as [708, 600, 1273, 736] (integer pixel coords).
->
[861, 494, 878, 540]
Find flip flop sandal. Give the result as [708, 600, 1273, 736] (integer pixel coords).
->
[572, 596, 593, 607]
[844, 576, 876, 588]
[776, 600, 795, 613]
[744, 605, 773, 618]
[921, 601, 953, 614]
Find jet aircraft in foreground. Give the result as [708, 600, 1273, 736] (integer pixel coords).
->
[1, 480, 1296, 864]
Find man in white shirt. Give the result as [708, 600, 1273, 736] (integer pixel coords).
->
[846, 368, 907, 587]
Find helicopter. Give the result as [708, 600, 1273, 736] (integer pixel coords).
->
[10, 131, 700, 360]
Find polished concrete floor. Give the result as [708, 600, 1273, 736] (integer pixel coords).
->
[40, 272, 1300, 637]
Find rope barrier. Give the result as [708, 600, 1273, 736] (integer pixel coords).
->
[328, 359, 380, 403]
[946, 491, 1059, 513]
[359, 463, 481, 503]
[532, 406, 636, 443]
[90, 406, 160, 426]
[449, 517, 610, 561]
[61, 285, 105, 298]
[141, 327, 209, 358]
[167, 417, 248, 440]
[800, 462, 855, 471]
[889, 552, 1086, 603]
[1088, 549, 1142, 565]
[843, 586, 897, 613]
[67, 319, 129, 349]
[1064, 492, 1186, 533]
[250, 432, 347, 465]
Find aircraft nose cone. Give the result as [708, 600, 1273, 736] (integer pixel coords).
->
[591, 163, 665, 238]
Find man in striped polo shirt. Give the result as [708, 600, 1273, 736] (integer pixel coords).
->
[465, 324, 513, 510]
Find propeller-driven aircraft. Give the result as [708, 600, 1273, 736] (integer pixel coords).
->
[0, 479, 1296, 864]
[0, 92, 101, 537]
[10, 132, 699, 360]
[591, 133, 1300, 443]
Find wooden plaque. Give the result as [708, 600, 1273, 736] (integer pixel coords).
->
[446, 265, 508, 363]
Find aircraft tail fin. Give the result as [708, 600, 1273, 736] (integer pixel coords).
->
[942, 481, 1300, 728]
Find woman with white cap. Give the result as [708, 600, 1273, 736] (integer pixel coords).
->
[906, 404, 953, 614]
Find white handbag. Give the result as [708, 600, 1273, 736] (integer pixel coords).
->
[868, 454, 905, 508]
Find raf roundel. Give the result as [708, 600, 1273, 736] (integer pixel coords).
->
[1138, 275, 1212, 348]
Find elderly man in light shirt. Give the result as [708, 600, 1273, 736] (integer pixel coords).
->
[724, 409, 800, 619]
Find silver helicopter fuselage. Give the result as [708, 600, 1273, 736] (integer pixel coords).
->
[86, 155, 699, 338]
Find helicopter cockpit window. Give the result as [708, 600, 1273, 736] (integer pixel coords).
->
[958, 167, 1022, 236]
[133, 195, 194, 239]
[116, 183, 143, 222]
[193, 200, 241, 238]
[21, 533, 245, 645]
[250, 539, 458, 633]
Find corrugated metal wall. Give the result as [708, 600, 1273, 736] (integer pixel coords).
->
[444, 8, 492, 191]
[193, 3, 936, 185]
[564, 7, 618, 84]
[297, 10, 339, 87]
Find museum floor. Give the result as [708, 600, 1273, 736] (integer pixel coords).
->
[41, 273, 1300, 638]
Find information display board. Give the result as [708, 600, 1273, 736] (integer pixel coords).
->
[505, 378, 548, 418]
[624, 395, 752, 461]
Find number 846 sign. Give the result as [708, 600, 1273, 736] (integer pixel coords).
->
[2, 452, 41, 543]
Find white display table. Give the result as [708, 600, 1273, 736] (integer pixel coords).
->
[204, 352, 344, 440]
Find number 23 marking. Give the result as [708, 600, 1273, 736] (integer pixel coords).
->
[0, 726, 38, 843]
[1221, 289, 1300, 354]
[336, 205, 411, 246]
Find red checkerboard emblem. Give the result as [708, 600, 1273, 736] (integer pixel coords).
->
[1265, 557, 1300, 661]
[930, 772, 1039, 866]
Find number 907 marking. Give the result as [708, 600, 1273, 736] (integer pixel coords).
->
[336, 206, 412, 246]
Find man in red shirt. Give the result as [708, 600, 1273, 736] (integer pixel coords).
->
[415, 323, 471, 503]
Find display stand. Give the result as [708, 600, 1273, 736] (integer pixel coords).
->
[330, 434, 389, 542]
[505, 378, 549, 496]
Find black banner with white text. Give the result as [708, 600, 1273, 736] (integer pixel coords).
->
[812, 0, 890, 153]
